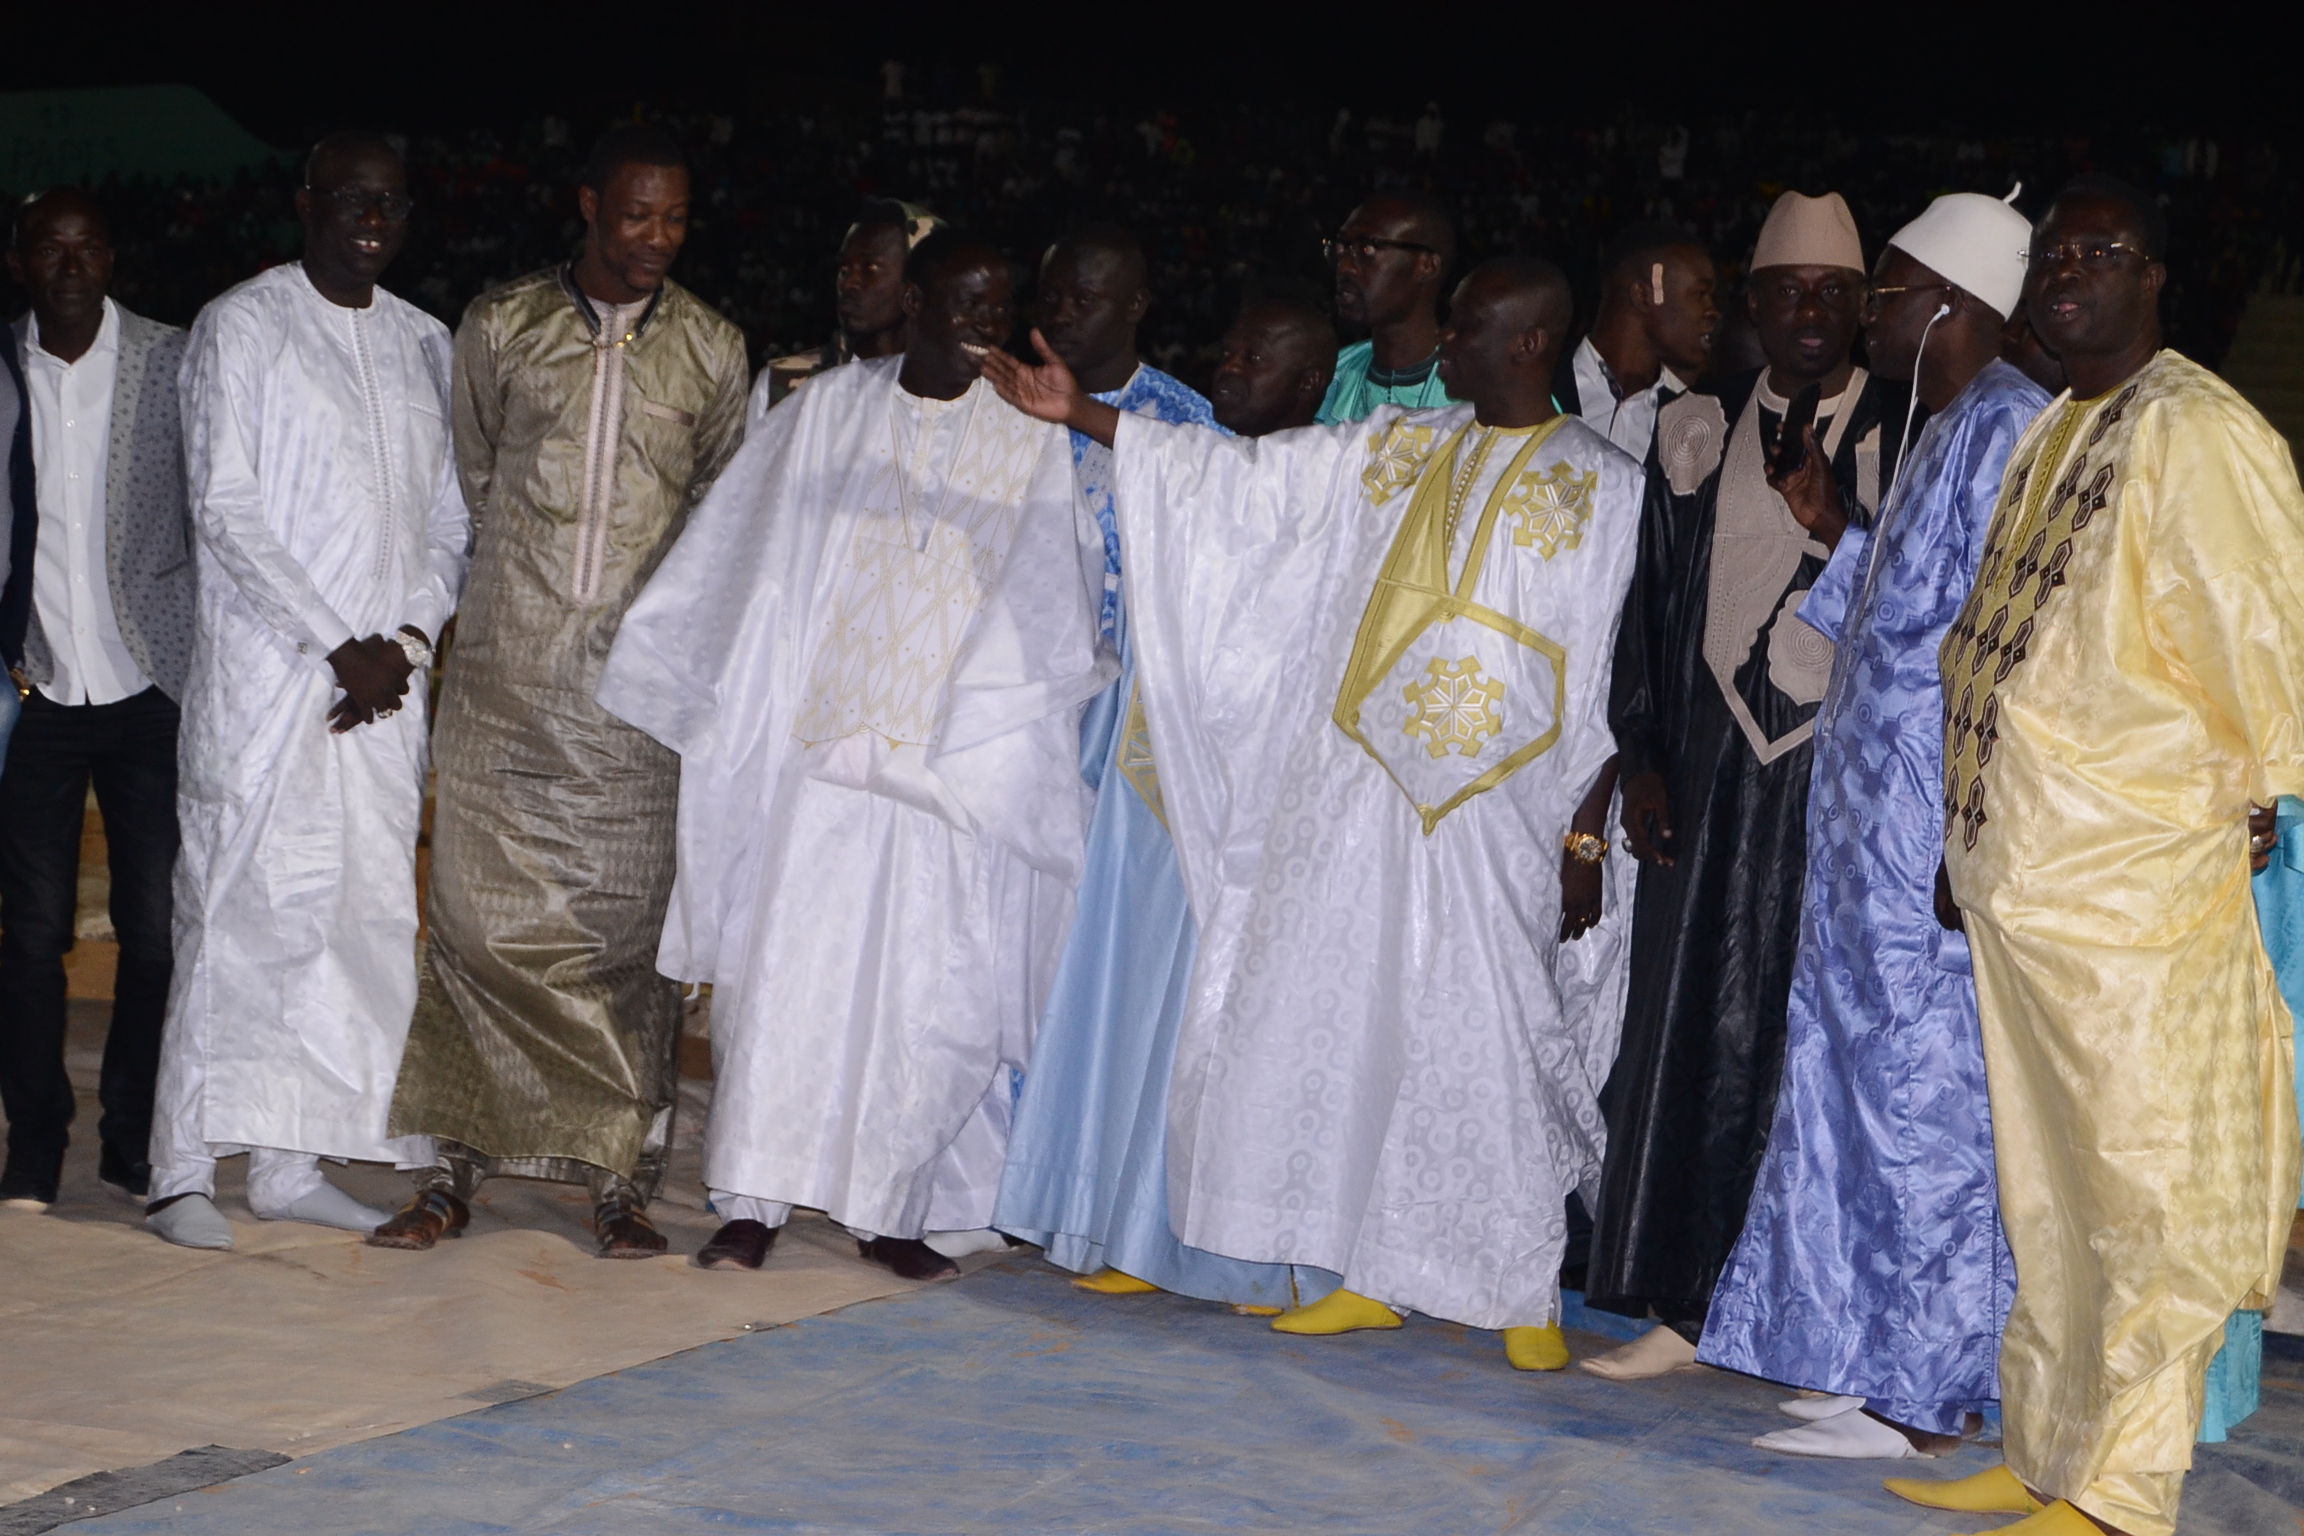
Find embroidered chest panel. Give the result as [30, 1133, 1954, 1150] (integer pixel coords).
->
[1940, 380, 2138, 849]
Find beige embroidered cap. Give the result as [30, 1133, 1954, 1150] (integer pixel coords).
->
[1751, 191, 1864, 273]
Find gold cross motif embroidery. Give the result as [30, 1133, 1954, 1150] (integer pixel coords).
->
[1362, 422, 1440, 506]
[1403, 655, 1505, 759]
[1504, 461, 1598, 558]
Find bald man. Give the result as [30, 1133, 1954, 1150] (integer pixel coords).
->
[985, 258, 1640, 1368]
[1318, 193, 1459, 422]
[993, 300, 1331, 1310]
[0, 189, 193, 1209]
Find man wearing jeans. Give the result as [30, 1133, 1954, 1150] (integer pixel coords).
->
[0, 189, 193, 1208]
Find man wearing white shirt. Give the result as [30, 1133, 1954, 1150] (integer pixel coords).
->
[0, 190, 193, 1210]
[1554, 223, 1720, 458]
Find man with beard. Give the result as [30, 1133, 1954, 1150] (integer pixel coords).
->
[983, 258, 1641, 1369]
[379, 125, 748, 1259]
[1698, 191, 2046, 1459]
[599, 232, 1111, 1283]
[1583, 191, 1908, 1379]
[1896, 176, 2304, 1536]
[993, 299, 1332, 1309]
[147, 132, 470, 1248]
[1317, 194, 1458, 423]
[750, 199, 940, 419]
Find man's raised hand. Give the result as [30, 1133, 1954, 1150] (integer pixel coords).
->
[978, 329, 1123, 447]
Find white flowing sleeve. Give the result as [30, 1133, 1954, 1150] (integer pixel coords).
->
[180, 300, 354, 667]
[1111, 413, 1363, 908]
[597, 375, 811, 752]
[400, 327, 471, 642]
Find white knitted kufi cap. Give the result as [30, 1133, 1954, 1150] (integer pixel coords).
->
[1887, 188, 2034, 319]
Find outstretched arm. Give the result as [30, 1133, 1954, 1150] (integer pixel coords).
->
[977, 329, 1124, 446]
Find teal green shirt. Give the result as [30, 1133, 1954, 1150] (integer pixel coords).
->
[1314, 339, 1456, 424]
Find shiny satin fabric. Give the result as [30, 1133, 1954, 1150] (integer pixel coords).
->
[387, 269, 748, 1190]
[158, 265, 470, 1168]
[1698, 362, 2047, 1432]
[1115, 406, 1641, 1330]
[1591, 369, 1902, 1324]
[599, 357, 1112, 1239]
[1943, 353, 2304, 1536]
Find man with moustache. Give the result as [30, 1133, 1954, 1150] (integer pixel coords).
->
[983, 259, 1641, 1369]
[993, 299, 1332, 1310]
[1317, 193, 1458, 423]
[1585, 191, 1908, 1379]
[1697, 191, 2047, 1459]
[379, 125, 748, 1259]
[146, 132, 470, 1248]
[598, 232, 1110, 1282]
[1898, 176, 2304, 1536]
[0, 190, 194, 1210]
[749, 199, 940, 419]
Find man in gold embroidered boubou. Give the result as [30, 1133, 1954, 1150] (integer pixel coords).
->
[980, 257, 1643, 1372]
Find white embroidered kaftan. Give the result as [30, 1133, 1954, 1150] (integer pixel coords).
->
[154, 264, 469, 1167]
[1115, 404, 1642, 1329]
[598, 356, 1113, 1238]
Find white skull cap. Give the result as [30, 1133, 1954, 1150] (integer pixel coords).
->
[1887, 186, 2034, 320]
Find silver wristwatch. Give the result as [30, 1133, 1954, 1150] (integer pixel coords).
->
[393, 628, 435, 672]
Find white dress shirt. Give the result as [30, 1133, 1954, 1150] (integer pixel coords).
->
[1571, 335, 1685, 462]
[26, 298, 150, 705]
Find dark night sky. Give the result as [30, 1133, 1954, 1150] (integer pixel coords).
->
[2, 3, 2276, 146]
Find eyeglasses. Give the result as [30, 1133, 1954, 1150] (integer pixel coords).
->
[1861, 282, 1949, 319]
[1323, 235, 1437, 265]
[308, 185, 416, 222]
[2029, 238, 2148, 272]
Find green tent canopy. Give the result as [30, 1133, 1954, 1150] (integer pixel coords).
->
[0, 84, 282, 191]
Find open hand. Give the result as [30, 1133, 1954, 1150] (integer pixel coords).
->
[977, 329, 1122, 446]
[327, 634, 415, 734]
[1766, 425, 1847, 552]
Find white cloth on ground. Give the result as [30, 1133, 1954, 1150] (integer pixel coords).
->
[600, 355, 1112, 1242]
[151, 263, 470, 1185]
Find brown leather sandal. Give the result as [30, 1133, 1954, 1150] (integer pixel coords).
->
[365, 1190, 470, 1250]
[595, 1200, 669, 1259]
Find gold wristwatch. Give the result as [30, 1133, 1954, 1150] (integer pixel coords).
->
[1564, 830, 1609, 865]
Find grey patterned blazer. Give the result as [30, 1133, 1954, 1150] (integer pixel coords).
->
[8, 306, 195, 702]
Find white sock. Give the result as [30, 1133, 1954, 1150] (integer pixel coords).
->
[1577, 1325, 1702, 1380]
[147, 1193, 235, 1250]
[1779, 1393, 1868, 1422]
[1753, 1404, 1928, 1459]
[246, 1150, 387, 1231]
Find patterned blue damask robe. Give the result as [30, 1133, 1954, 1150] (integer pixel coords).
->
[993, 368, 1297, 1305]
[1699, 361, 2049, 1433]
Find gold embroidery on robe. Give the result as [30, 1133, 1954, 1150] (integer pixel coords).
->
[1506, 462, 1598, 557]
[1404, 656, 1505, 759]
[1361, 421, 1441, 506]
[1334, 416, 1572, 835]
[1116, 680, 1167, 827]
